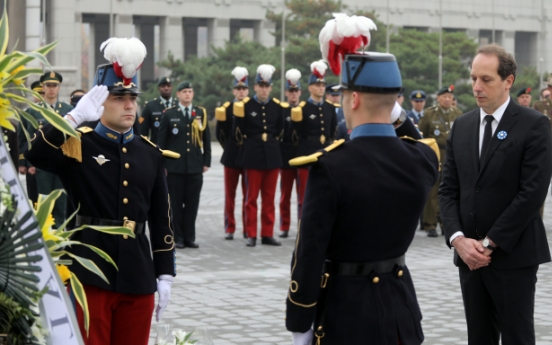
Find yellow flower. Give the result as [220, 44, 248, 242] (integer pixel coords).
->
[0, 101, 15, 131]
[56, 264, 71, 283]
[41, 213, 63, 243]
[10, 65, 24, 85]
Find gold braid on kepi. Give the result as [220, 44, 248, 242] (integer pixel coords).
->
[192, 107, 208, 148]
[289, 139, 345, 166]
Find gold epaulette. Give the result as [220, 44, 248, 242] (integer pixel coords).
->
[289, 139, 345, 166]
[418, 138, 440, 164]
[273, 98, 281, 105]
[60, 126, 91, 163]
[280, 101, 290, 108]
[233, 101, 245, 118]
[291, 101, 306, 122]
[141, 135, 180, 159]
[215, 106, 227, 121]
[325, 99, 340, 108]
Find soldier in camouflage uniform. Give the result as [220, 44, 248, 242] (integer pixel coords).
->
[418, 85, 462, 237]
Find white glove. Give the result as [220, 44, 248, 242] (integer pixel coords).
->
[292, 330, 313, 345]
[155, 274, 174, 322]
[66, 85, 109, 126]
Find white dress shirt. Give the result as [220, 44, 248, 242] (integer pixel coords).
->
[450, 97, 510, 246]
[179, 104, 193, 118]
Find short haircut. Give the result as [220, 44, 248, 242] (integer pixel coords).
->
[70, 89, 86, 98]
[474, 44, 517, 81]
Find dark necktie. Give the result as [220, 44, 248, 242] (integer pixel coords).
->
[185, 107, 189, 119]
[165, 101, 169, 108]
[480, 115, 494, 162]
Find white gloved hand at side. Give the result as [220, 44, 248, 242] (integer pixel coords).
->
[292, 329, 313, 345]
[155, 274, 174, 322]
[66, 85, 109, 126]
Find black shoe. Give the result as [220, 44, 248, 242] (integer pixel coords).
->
[243, 232, 248, 239]
[261, 237, 281, 246]
[427, 230, 438, 238]
[279, 231, 289, 238]
[246, 238, 256, 247]
[175, 242, 185, 249]
[225, 233, 234, 240]
[184, 241, 199, 248]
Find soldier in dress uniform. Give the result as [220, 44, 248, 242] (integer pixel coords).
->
[290, 60, 338, 219]
[516, 87, 532, 107]
[326, 84, 344, 124]
[233, 64, 285, 247]
[139, 77, 178, 143]
[157, 81, 211, 249]
[406, 90, 426, 125]
[533, 74, 552, 124]
[215, 67, 249, 240]
[23, 72, 73, 227]
[278, 68, 302, 238]
[18, 81, 43, 204]
[24, 37, 176, 345]
[418, 85, 462, 237]
[286, 15, 438, 345]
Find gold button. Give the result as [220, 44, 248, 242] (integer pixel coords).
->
[263, 119, 266, 123]
[321, 127, 325, 130]
[321, 120, 324, 124]
[122, 147, 127, 153]
[123, 216, 128, 220]
[187, 124, 190, 127]
[187, 133, 190, 136]
[174, 124, 177, 127]
[187, 141, 190, 143]
[264, 126, 267, 129]
[320, 114, 323, 117]
[262, 106, 265, 109]
[372, 277, 379, 284]
[263, 113, 266, 116]
[125, 163, 130, 169]
[123, 198, 128, 204]
[398, 270, 404, 277]
[319, 107, 322, 110]
[123, 180, 128, 186]
[187, 149, 190, 152]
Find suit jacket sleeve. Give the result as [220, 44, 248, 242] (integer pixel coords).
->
[438, 122, 463, 247]
[487, 115, 552, 253]
[286, 159, 337, 332]
[157, 112, 168, 150]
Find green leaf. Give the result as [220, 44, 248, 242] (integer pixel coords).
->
[0, 2, 9, 57]
[35, 189, 63, 227]
[63, 225, 136, 239]
[64, 252, 110, 285]
[57, 241, 118, 270]
[6, 42, 58, 72]
[69, 272, 90, 335]
[9, 67, 43, 81]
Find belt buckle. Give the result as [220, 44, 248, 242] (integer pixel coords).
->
[262, 133, 267, 142]
[320, 134, 326, 144]
[123, 219, 136, 239]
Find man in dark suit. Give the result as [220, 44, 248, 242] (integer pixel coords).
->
[439, 44, 552, 344]
[286, 48, 438, 344]
[158, 81, 211, 249]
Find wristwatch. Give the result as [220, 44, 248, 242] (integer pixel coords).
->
[483, 237, 497, 250]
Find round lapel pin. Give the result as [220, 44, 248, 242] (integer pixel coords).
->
[497, 130, 507, 140]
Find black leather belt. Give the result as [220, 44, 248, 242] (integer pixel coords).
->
[325, 255, 405, 276]
[75, 215, 145, 235]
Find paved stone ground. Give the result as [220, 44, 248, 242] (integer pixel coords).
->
[34, 144, 548, 345]
[146, 145, 552, 344]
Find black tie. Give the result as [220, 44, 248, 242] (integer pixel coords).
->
[165, 101, 169, 108]
[185, 107, 189, 119]
[480, 115, 494, 162]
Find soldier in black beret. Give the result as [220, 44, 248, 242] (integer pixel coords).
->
[24, 37, 176, 344]
[157, 81, 211, 249]
[290, 60, 338, 223]
[516, 87, 532, 107]
[139, 76, 178, 143]
[233, 64, 285, 247]
[286, 16, 438, 344]
[215, 67, 249, 240]
[23, 71, 73, 227]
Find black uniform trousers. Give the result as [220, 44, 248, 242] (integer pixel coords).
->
[168, 172, 203, 244]
[458, 263, 538, 345]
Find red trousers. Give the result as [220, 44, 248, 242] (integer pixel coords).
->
[279, 168, 299, 231]
[296, 168, 310, 220]
[70, 284, 154, 345]
[244, 168, 279, 238]
[224, 167, 245, 234]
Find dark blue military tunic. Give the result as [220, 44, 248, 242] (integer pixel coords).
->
[25, 123, 176, 295]
[291, 99, 338, 157]
[233, 96, 285, 170]
[216, 101, 242, 169]
[286, 124, 438, 344]
[139, 97, 178, 144]
[280, 106, 299, 169]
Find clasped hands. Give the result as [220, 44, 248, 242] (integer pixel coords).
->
[453, 236, 495, 271]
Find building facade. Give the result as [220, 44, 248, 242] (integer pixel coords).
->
[7, 0, 552, 99]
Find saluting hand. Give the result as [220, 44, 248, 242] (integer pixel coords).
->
[66, 85, 109, 127]
[453, 236, 491, 270]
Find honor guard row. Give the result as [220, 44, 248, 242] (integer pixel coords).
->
[533, 74, 552, 124]
[24, 37, 176, 345]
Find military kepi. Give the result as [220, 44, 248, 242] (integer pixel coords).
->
[339, 52, 402, 93]
[231, 67, 249, 88]
[94, 37, 147, 94]
[256, 64, 275, 85]
[516, 87, 531, 97]
[285, 69, 301, 90]
[309, 60, 327, 85]
[40, 71, 62, 84]
[30, 81, 43, 93]
[410, 90, 426, 100]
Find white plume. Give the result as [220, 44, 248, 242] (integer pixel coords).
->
[231, 66, 249, 81]
[310, 60, 328, 76]
[100, 37, 147, 79]
[257, 64, 276, 82]
[285, 69, 301, 85]
[390, 101, 403, 123]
